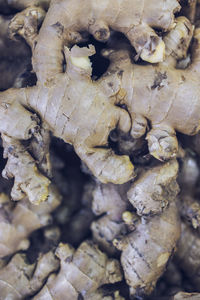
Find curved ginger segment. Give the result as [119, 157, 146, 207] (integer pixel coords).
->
[101, 17, 200, 162]
[0, 251, 59, 299]
[31, 0, 180, 83]
[0, 44, 134, 185]
[91, 183, 129, 255]
[0, 17, 199, 191]
[0, 187, 61, 258]
[114, 160, 180, 297]
[33, 241, 122, 300]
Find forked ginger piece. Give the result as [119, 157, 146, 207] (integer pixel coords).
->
[34, 240, 122, 300]
[0, 186, 61, 257]
[0, 251, 59, 300]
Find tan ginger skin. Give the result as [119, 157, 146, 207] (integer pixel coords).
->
[31, 0, 180, 83]
[1, 16, 200, 191]
[0, 44, 134, 188]
[0, 251, 59, 300]
[92, 159, 180, 297]
[117, 199, 180, 297]
[33, 240, 123, 300]
[7, 0, 180, 84]
[114, 159, 180, 296]
[0, 187, 60, 258]
[100, 16, 200, 161]
[91, 182, 129, 255]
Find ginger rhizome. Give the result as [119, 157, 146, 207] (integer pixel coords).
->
[8, 0, 180, 85]
[0, 15, 199, 198]
[8, 5, 47, 50]
[91, 182, 129, 255]
[2, 134, 51, 204]
[0, 43, 134, 191]
[116, 160, 180, 296]
[91, 159, 180, 297]
[101, 16, 198, 162]
[20, 0, 180, 87]
[1, 2, 200, 299]
[0, 186, 60, 258]
[0, 250, 59, 299]
[33, 240, 123, 300]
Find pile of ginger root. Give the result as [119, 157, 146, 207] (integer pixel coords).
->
[2, 0, 200, 299]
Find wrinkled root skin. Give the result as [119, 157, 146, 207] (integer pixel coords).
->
[30, 0, 180, 84]
[0, 186, 61, 258]
[101, 18, 200, 162]
[8, 5, 46, 50]
[117, 201, 180, 297]
[1, 134, 50, 204]
[7, 0, 180, 85]
[0, 45, 134, 188]
[91, 183, 129, 255]
[0, 16, 200, 200]
[91, 160, 181, 297]
[33, 241, 122, 300]
[0, 251, 59, 299]
[128, 159, 179, 216]
[0, 4, 199, 299]
[112, 160, 181, 296]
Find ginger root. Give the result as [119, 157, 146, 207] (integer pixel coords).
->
[91, 159, 180, 297]
[8, 5, 47, 50]
[1, 6, 200, 298]
[0, 15, 198, 189]
[8, 0, 181, 86]
[0, 186, 61, 258]
[116, 200, 180, 297]
[127, 160, 179, 216]
[0, 250, 59, 299]
[0, 44, 134, 186]
[91, 182, 129, 255]
[33, 240, 122, 300]
[32, 0, 181, 85]
[1, 134, 51, 204]
[114, 159, 180, 297]
[100, 16, 199, 163]
[0, 27, 56, 205]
